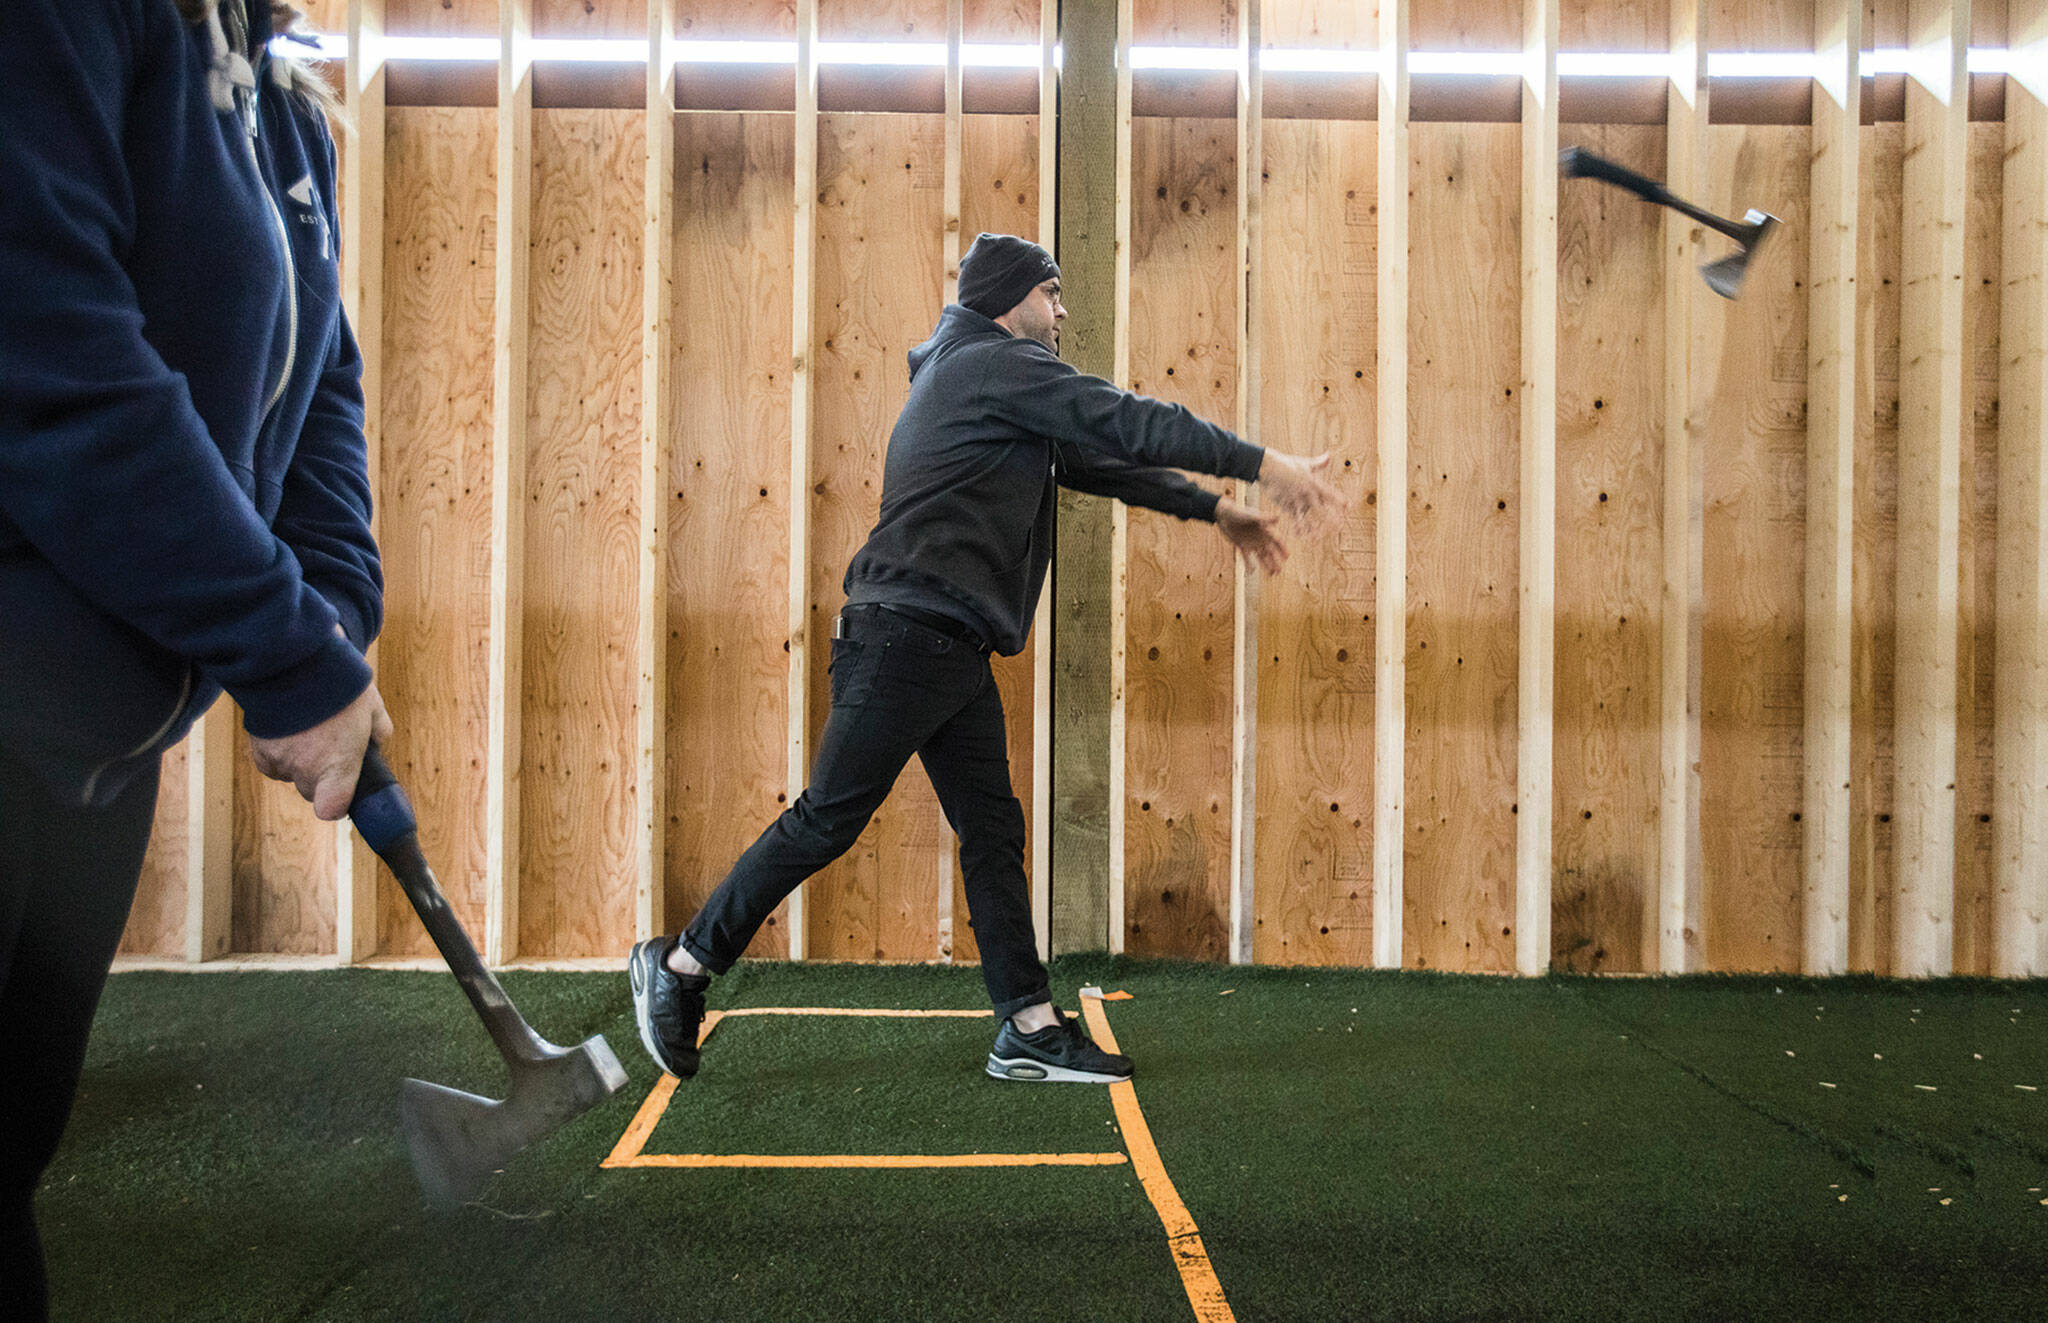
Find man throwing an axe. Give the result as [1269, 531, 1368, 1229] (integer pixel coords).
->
[630, 233, 1341, 1083]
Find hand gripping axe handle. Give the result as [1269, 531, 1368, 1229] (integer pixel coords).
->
[349, 742, 627, 1207]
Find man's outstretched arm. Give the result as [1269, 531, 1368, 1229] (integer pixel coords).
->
[990, 338, 1341, 526]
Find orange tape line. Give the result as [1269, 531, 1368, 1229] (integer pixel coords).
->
[1080, 995, 1236, 1323]
[711, 1007, 992, 1019]
[611, 1152, 1130, 1170]
[602, 1072, 677, 1168]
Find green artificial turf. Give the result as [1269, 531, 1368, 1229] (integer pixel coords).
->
[38, 959, 2048, 1321]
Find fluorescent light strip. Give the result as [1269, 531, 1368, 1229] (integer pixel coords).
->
[281, 35, 2020, 80]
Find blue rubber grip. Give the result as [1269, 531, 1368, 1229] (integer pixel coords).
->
[348, 743, 418, 853]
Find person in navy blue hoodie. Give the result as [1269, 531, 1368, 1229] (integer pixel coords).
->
[0, 2, 389, 1312]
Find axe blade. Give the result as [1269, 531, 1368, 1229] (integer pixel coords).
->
[1698, 210, 1779, 300]
[398, 1033, 627, 1209]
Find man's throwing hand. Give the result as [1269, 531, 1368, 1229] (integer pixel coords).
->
[1216, 496, 1288, 576]
[1255, 450, 1343, 531]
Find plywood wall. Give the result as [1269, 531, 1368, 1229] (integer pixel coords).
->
[1252, 117, 1378, 967]
[665, 112, 796, 951]
[119, 0, 2039, 981]
[1124, 116, 1240, 961]
[1553, 122, 1664, 974]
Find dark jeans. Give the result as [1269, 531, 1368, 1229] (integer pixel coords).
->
[682, 604, 1050, 1019]
[0, 751, 159, 1322]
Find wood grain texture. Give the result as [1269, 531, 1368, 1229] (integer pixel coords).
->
[806, 112, 949, 961]
[676, 0, 794, 38]
[517, 108, 644, 958]
[1852, 122, 1904, 974]
[301, 0, 349, 34]
[1803, 3, 1859, 975]
[1124, 115, 1238, 962]
[1659, 0, 1707, 973]
[1708, 0, 1814, 48]
[1265, 0, 1371, 47]
[231, 724, 336, 954]
[386, 0, 497, 35]
[963, 0, 1040, 42]
[534, 0, 644, 39]
[1553, 123, 1663, 974]
[666, 113, 795, 949]
[1558, 0, 1665, 50]
[1955, 120, 2003, 975]
[1404, 123, 1520, 973]
[955, 110, 1043, 966]
[1517, 0, 1558, 976]
[1134, 0, 1237, 46]
[821, 0, 948, 41]
[1375, 0, 1409, 969]
[376, 107, 498, 957]
[1050, 0, 1122, 955]
[121, 737, 190, 956]
[1696, 125, 1810, 974]
[1996, 3, 2048, 977]
[1252, 117, 1377, 968]
[1891, 5, 1968, 977]
[1409, 0, 1520, 47]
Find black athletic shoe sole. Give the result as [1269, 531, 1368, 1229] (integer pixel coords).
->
[985, 1053, 1131, 1084]
[628, 937, 700, 1079]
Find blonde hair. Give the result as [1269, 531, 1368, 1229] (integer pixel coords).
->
[174, 0, 345, 126]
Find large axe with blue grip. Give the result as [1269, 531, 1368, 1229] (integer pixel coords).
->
[349, 743, 626, 1207]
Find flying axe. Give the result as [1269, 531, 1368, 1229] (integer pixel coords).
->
[349, 743, 627, 1207]
[1559, 146, 1780, 300]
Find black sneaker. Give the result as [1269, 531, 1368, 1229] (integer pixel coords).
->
[628, 937, 710, 1079]
[985, 1009, 1134, 1083]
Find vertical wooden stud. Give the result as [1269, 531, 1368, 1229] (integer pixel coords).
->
[336, 0, 386, 964]
[936, 0, 964, 962]
[1051, 0, 1120, 955]
[1227, 0, 1264, 967]
[787, 0, 819, 959]
[1517, 0, 1558, 977]
[637, 0, 676, 944]
[485, 0, 533, 967]
[1374, 0, 1409, 971]
[1031, 0, 1057, 963]
[1893, 0, 1969, 978]
[1107, 0, 1133, 956]
[1996, 0, 2048, 976]
[1805, 0, 1861, 974]
[184, 704, 234, 962]
[944, 0, 964, 304]
[1660, 0, 1707, 974]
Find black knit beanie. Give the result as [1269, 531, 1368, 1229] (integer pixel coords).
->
[957, 233, 1059, 319]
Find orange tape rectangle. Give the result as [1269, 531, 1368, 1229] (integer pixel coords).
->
[609, 1152, 1130, 1170]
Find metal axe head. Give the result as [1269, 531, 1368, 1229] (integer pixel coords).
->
[1699, 210, 1780, 300]
[399, 1033, 627, 1208]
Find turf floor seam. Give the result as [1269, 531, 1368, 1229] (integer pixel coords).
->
[280, 1219, 409, 1323]
[1564, 988, 1881, 1181]
[1872, 1123, 1977, 1179]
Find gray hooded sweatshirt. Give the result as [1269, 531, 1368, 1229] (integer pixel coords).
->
[842, 304, 1266, 656]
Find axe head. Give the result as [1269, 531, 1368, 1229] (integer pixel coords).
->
[1699, 210, 1780, 300]
[399, 1033, 627, 1208]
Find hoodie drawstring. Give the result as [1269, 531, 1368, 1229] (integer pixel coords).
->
[201, 0, 256, 124]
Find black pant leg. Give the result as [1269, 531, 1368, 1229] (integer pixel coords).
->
[681, 614, 980, 971]
[0, 753, 159, 1323]
[915, 663, 1050, 1019]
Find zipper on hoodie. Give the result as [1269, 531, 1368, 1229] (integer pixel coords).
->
[236, 55, 298, 425]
